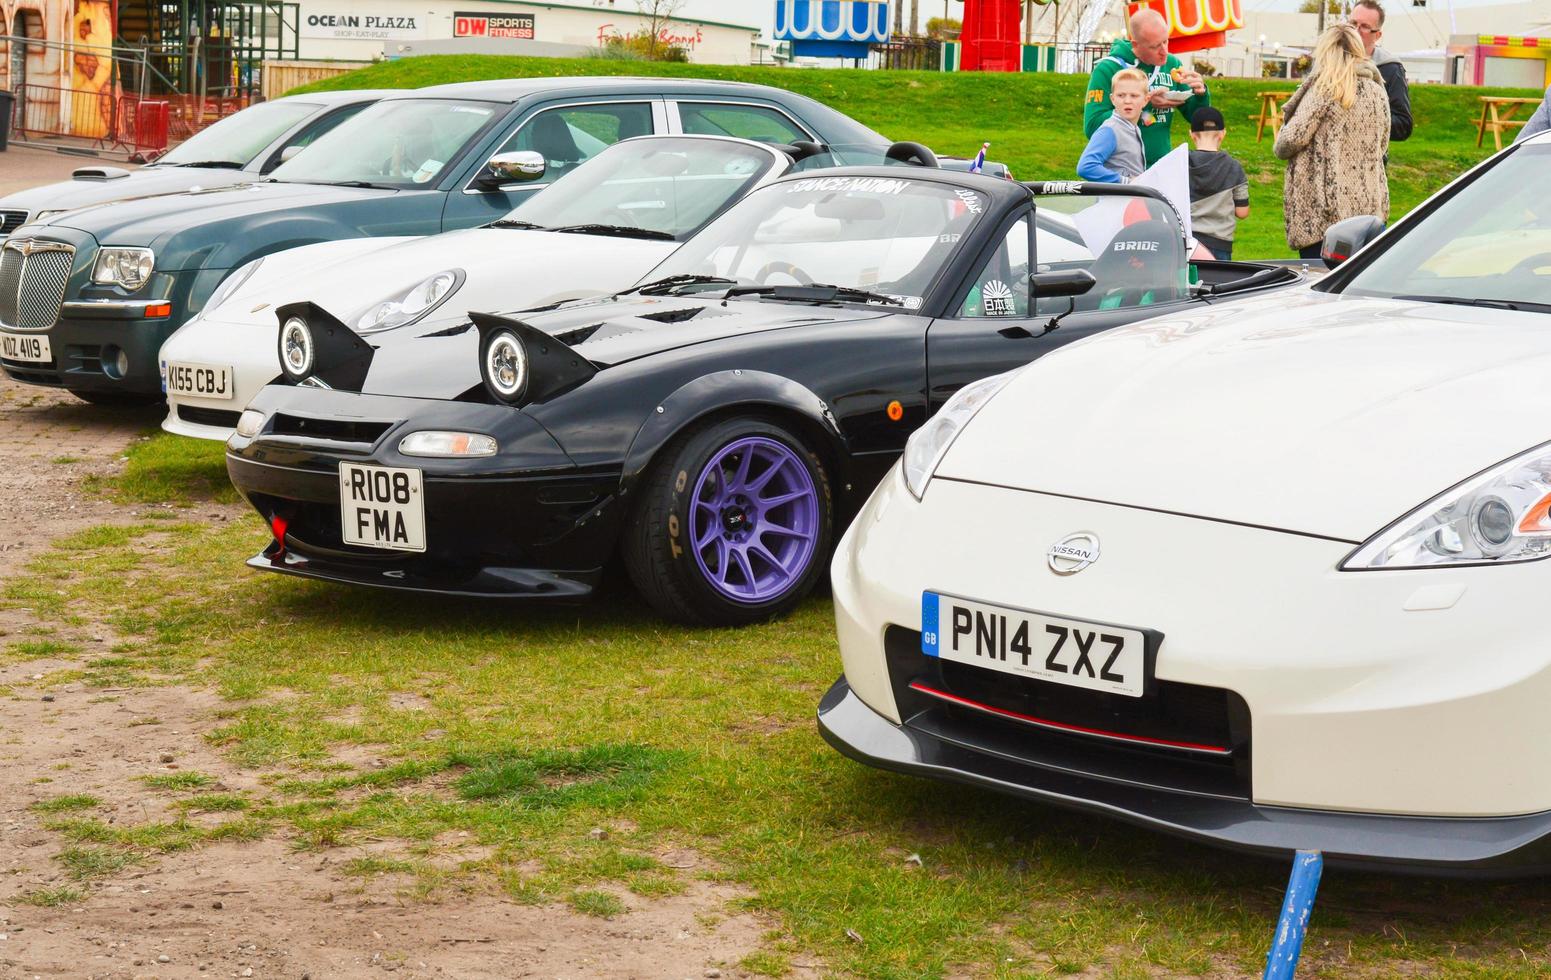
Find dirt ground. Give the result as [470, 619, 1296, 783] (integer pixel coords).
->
[0, 378, 776, 979]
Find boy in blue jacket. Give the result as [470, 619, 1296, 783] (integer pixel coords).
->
[1078, 69, 1148, 183]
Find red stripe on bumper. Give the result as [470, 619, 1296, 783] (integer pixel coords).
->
[908, 681, 1233, 756]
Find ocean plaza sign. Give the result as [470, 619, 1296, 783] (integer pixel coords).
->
[302, 5, 427, 40]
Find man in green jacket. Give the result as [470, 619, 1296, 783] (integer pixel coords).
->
[1084, 8, 1210, 167]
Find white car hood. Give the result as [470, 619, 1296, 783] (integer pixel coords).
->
[936, 289, 1551, 542]
[213, 228, 673, 328]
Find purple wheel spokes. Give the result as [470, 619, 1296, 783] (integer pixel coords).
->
[689, 435, 819, 604]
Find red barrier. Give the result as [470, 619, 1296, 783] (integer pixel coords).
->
[960, 0, 1025, 72]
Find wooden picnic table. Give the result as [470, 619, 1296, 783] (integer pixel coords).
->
[1252, 90, 1292, 142]
[1476, 96, 1541, 151]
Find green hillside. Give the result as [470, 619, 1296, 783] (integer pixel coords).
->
[291, 55, 1541, 258]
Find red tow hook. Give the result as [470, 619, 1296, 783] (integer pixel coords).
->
[270, 515, 289, 556]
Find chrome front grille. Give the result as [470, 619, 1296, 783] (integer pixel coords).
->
[0, 210, 27, 237]
[0, 239, 75, 330]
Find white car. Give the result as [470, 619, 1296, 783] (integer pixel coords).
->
[156, 134, 835, 439]
[821, 132, 1551, 874]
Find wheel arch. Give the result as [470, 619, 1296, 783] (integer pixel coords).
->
[619, 370, 848, 497]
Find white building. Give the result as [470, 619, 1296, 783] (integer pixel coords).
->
[297, 0, 764, 65]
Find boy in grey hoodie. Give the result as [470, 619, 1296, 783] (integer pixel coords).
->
[1078, 68, 1148, 183]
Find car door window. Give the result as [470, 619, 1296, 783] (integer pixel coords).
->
[958, 217, 1031, 319]
[260, 102, 370, 174]
[676, 102, 809, 144]
[1030, 193, 1187, 314]
[494, 103, 654, 187]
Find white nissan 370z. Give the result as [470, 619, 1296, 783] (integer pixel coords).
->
[820, 131, 1551, 875]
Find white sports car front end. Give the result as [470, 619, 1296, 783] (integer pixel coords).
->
[821, 134, 1551, 875]
[157, 134, 797, 439]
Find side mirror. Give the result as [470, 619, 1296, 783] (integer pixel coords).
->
[1320, 215, 1384, 270]
[476, 151, 547, 190]
[1029, 269, 1097, 298]
[279, 144, 306, 164]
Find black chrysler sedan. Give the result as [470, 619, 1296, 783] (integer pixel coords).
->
[0, 76, 889, 405]
[226, 172, 1306, 624]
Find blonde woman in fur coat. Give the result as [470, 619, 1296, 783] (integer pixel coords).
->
[1274, 24, 1390, 258]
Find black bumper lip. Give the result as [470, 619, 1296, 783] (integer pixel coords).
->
[817, 676, 1551, 877]
[247, 546, 600, 599]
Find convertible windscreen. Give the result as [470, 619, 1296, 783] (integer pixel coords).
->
[1342, 144, 1551, 312]
[268, 99, 498, 189]
[155, 100, 319, 168]
[505, 138, 777, 241]
[644, 177, 986, 306]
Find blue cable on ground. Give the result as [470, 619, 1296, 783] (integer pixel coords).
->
[1263, 849, 1324, 980]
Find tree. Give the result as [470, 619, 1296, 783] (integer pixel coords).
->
[1297, 0, 1342, 12]
[910, 0, 921, 36]
[926, 16, 961, 40]
[634, 0, 686, 59]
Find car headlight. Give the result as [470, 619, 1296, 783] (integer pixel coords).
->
[234, 409, 266, 439]
[1343, 440, 1551, 570]
[278, 316, 314, 379]
[900, 371, 1017, 501]
[92, 247, 155, 290]
[399, 431, 498, 458]
[205, 257, 264, 314]
[481, 328, 528, 404]
[355, 269, 464, 334]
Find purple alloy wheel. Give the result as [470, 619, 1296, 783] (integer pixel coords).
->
[689, 436, 820, 604]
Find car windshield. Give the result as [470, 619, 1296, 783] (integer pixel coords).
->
[507, 138, 778, 240]
[643, 176, 987, 306]
[1341, 143, 1551, 311]
[155, 100, 319, 167]
[269, 99, 498, 188]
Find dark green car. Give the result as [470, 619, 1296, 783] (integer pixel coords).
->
[0, 77, 887, 404]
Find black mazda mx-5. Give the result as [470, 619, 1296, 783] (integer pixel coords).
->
[226, 169, 1307, 624]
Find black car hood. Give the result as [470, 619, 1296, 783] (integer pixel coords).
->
[358, 294, 894, 400]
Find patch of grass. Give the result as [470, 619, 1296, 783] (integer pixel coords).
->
[128, 715, 162, 727]
[343, 855, 416, 877]
[140, 771, 217, 791]
[30, 794, 100, 813]
[51, 455, 81, 465]
[84, 432, 234, 506]
[569, 889, 626, 919]
[175, 793, 249, 813]
[289, 54, 1528, 259]
[451, 744, 677, 810]
[6, 638, 82, 659]
[18, 885, 86, 907]
[56, 845, 142, 880]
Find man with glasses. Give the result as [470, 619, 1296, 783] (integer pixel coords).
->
[1348, 0, 1412, 142]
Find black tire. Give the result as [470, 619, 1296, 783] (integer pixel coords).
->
[72, 389, 163, 408]
[623, 417, 833, 626]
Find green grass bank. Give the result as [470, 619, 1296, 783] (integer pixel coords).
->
[290, 54, 1538, 258]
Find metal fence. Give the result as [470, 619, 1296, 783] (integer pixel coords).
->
[0, 33, 249, 159]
